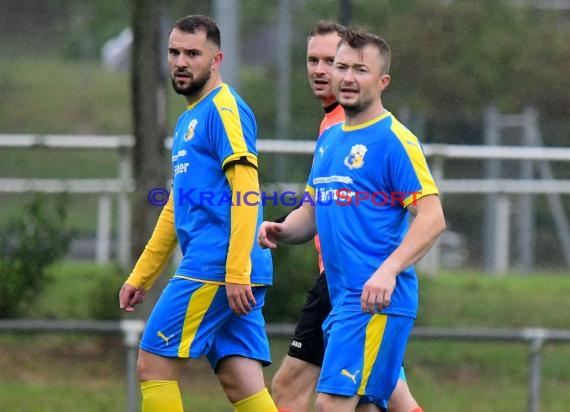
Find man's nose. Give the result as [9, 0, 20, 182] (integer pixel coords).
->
[342, 68, 356, 83]
[174, 55, 188, 68]
[315, 60, 327, 74]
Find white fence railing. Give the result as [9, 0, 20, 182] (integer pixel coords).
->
[0, 134, 134, 266]
[1, 319, 568, 412]
[1, 134, 570, 272]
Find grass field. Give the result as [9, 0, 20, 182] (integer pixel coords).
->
[1, 262, 570, 411]
[1, 332, 569, 411]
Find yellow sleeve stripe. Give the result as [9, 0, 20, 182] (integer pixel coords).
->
[391, 119, 439, 208]
[403, 190, 439, 208]
[213, 84, 249, 155]
[305, 185, 315, 197]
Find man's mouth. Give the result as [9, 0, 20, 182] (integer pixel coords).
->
[175, 72, 191, 80]
[340, 87, 358, 96]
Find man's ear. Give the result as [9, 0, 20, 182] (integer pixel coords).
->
[212, 50, 224, 72]
[379, 74, 391, 92]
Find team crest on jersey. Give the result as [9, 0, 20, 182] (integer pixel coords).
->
[344, 144, 368, 169]
[184, 119, 198, 141]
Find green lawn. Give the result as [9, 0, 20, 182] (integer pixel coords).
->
[1, 335, 569, 411]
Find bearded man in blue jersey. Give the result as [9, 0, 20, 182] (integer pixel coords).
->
[258, 27, 445, 412]
[119, 15, 277, 412]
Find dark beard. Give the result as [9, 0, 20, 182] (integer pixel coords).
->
[341, 93, 375, 118]
[171, 69, 211, 96]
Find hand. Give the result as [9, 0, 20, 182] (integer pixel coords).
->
[360, 269, 397, 314]
[258, 221, 282, 249]
[225, 283, 256, 316]
[119, 282, 145, 312]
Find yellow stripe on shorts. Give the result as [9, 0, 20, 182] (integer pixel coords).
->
[178, 283, 219, 358]
[358, 314, 388, 395]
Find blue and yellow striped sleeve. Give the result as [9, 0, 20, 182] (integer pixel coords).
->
[212, 85, 258, 170]
[391, 120, 439, 207]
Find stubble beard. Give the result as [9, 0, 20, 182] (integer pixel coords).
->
[340, 99, 365, 117]
[340, 92, 376, 118]
[171, 69, 211, 97]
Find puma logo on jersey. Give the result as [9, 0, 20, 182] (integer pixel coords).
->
[341, 368, 360, 384]
[319, 146, 328, 157]
[221, 107, 234, 115]
[157, 331, 175, 346]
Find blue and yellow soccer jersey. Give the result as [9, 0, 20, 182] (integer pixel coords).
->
[171, 83, 272, 285]
[307, 112, 438, 318]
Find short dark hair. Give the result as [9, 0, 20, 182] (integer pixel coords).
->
[340, 26, 391, 74]
[308, 20, 346, 41]
[172, 15, 221, 48]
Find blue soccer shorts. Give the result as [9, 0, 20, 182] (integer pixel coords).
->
[317, 311, 414, 401]
[140, 276, 271, 371]
[359, 366, 407, 410]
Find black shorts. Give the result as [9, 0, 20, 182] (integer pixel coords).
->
[287, 272, 332, 366]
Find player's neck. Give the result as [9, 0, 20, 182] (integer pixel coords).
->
[323, 101, 339, 114]
[320, 95, 337, 110]
[185, 76, 223, 106]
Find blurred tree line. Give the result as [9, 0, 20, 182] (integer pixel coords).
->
[0, 195, 72, 317]
[1, 0, 568, 142]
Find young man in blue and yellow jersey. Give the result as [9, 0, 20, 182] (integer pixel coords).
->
[270, 21, 424, 412]
[259, 27, 445, 412]
[118, 15, 277, 412]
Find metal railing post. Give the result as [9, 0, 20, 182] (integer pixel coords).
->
[526, 328, 545, 412]
[96, 194, 112, 264]
[120, 319, 145, 412]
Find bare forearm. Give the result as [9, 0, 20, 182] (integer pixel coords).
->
[279, 203, 316, 245]
[382, 196, 445, 275]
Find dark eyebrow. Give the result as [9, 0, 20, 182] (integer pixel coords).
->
[169, 47, 202, 55]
